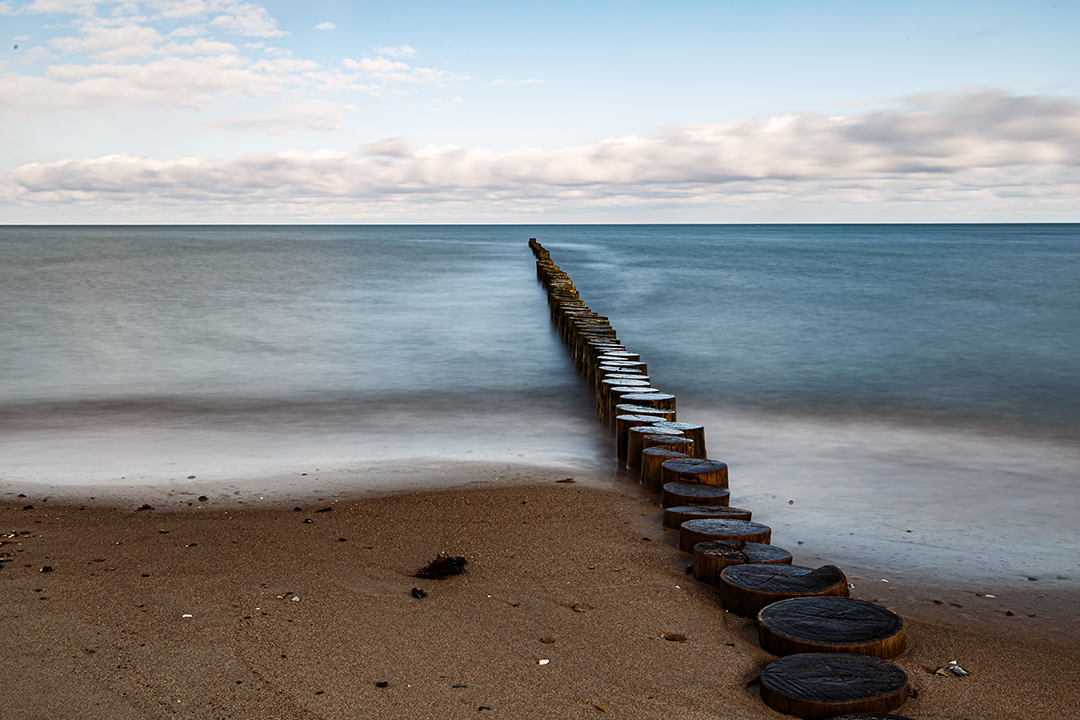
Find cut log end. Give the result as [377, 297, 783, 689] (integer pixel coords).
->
[661, 481, 730, 508]
[759, 653, 909, 720]
[758, 597, 906, 659]
[718, 564, 849, 617]
[678, 518, 772, 552]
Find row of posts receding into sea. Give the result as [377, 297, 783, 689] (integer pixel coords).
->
[529, 238, 918, 720]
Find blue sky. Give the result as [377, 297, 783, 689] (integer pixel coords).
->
[1, 0, 1078, 222]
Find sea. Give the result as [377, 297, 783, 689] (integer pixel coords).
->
[2, 224, 1078, 589]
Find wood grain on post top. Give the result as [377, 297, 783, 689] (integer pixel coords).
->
[692, 540, 793, 587]
[759, 653, 909, 720]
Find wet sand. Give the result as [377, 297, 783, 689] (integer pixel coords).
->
[4, 470, 1079, 719]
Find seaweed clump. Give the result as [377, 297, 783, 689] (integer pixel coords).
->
[415, 555, 467, 580]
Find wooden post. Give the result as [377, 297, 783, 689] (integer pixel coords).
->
[662, 505, 751, 528]
[642, 434, 694, 459]
[615, 414, 663, 462]
[614, 403, 675, 421]
[618, 392, 675, 420]
[757, 597, 906, 660]
[692, 540, 793, 587]
[678, 518, 772, 552]
[759, 654, 909, 720]
[660, 458, 728, 489]
[640, 447, 691, 491]
[598, 377, 650, 420]
[626, 425, 684, 469]
[718, 564, 849, 617]
[651, 422, 706, 458]
[661, 481, 730, 508]
[607, 387, 661, 426]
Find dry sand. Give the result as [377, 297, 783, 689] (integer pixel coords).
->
[3, 470, 1079, 719]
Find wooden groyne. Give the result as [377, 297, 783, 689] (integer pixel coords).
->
[529, 238, 914, 720]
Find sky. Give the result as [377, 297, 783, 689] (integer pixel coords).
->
[1, 0, 1078, 223]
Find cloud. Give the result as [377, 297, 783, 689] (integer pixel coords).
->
[314, 21, 334, 31]
[207, 1, 287, 37]
[362, 137, 411, 157]
[26, 0, 97, 15]
[152, 0, 207, 19]
[50, 23, 164, 61]
[196, 101, 350, 134]
[1, 2, 17, 15]
[4, 89, 1078, 220]
[375, 44, 416, 57]
[340, 55, 465, 86]
[0, 54, 312, 112]
[157, 37, 238, 55]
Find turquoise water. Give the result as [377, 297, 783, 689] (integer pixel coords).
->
[2, 224, 1077, 585]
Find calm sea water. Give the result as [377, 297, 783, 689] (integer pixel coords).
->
[2, 224, 1078, 585]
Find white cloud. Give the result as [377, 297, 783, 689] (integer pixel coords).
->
[157, 37, 238, 55]
[375, 44, 416, 57]
[344, 56, 407, 74]
[0, 54, 312, 112]
[50, 23, 164, 61]
[169, 24, 205, 37]
[207, 1, 287, 38]
[340, 55, 464, 85]
[26, 0, 98, 15]
[152, 0, 207, 19]
[4, 90, 1078, 221]
[196, 101, 350, 134]
[1, 3, 18, 15]
[362, 137, 411, 157]
[314, 21, 335, 31]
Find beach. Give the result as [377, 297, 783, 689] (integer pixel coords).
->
[4, 465, 1079, 720]
[3, 225, 1078, 718]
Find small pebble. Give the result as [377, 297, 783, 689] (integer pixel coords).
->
[452, 683, 467, 688]
[1006, 611, 1015, 616]
[338, 537, 347, 542]
[1028, 612, 1037, 617]
[187, 475, 196, 479]
[40, 566, 53, 572]
[303, 519, 313, 524]
[375, 681, 389, 688]
[294, 507, 303, 511]
[478, 706, 491, 712]
[198, 496, 208, 502]
[412, 588, 427, 599]
[23, 505, 33, 510]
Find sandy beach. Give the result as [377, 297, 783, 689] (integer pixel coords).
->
[4, 466, 1078, 720]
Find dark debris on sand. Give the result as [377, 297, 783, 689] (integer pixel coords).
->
[415, 555, 467, 580]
